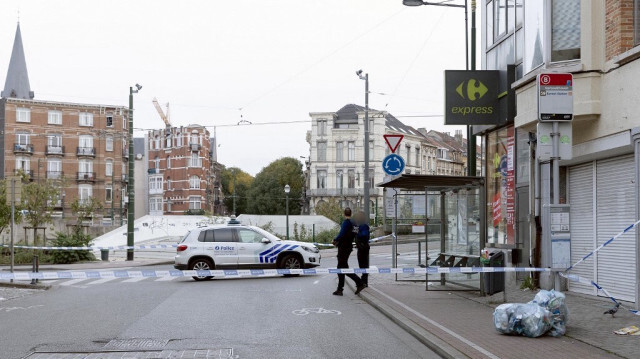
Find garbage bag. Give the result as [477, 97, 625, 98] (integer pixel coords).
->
[493, 303, 552, 338]
[530, 290, 569, 337]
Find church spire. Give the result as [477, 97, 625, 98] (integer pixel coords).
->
[2, 23, 34, 99]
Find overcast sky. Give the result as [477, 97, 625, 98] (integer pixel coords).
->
[1, 0, 475, 175]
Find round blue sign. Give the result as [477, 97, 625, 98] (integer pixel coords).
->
[382, 154, 405, 176]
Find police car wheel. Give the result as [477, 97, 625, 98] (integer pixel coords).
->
[279, 254, 302, 277]
[190, 259, 214, 281]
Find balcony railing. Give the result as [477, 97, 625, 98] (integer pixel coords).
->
[46, 171, 63, 179]
[46, 145, 65, 156]
[14, 169, 34, 179]
[77, 171, 96, 182]
[122, 149, 129, 159]
[306, 188, 362, 197]
[76, 147, 96, 157]
[121, 174, 129, 182]
[189, 143, 201, 152]
[148, 168, 161, 174]
[13, 143, 34, 155]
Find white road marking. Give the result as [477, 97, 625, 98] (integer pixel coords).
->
[122, 276, 147, 283]
[313, 280, 319, 285]
[155, 276, 176, 281]
[87, 277, 118, 285]
[369, 286, 500, 359]
[59, 278, 89, 287]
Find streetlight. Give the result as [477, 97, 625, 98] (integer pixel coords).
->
[356, 69, 370, 223]
[127, 83, 141, 261]
[403, 0, 477, 176]
[284, 184, 290, 240]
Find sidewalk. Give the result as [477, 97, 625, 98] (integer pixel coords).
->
[352, 274, 639, 359]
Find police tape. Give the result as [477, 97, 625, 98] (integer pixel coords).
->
[1, 265, 552, 281]
[312, 234, 394, 247]
[0, 244, 178, 251]
[559, 272, 640, 316]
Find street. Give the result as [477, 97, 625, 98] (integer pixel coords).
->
[0, 249, 440, 359]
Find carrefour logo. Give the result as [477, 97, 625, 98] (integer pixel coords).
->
[456, 79, 489, 101]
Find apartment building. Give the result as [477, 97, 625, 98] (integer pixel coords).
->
[0, 24, 130, 225]
[478, 0, 640, 303]
[146, 125, 211, 215]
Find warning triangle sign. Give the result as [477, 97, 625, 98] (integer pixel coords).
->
[384, 134, 404, 153]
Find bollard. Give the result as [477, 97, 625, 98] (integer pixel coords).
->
[101, 249, 109, 261]
[30, 255, 39, 285]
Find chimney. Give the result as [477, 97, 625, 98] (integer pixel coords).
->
[455, 130, 463, 144]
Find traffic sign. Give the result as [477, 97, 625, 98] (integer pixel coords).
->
[538, 73, 573, 121]
[382, 154, 405, 176]
[383, 134, 404, 153]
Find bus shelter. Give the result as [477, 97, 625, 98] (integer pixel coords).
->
[379, 174, 486, 292]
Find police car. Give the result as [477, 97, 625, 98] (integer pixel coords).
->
[174, 219, 321, 280]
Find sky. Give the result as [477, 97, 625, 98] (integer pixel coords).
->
[1, 0, 476, 176]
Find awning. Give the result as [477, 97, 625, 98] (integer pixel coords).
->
[377, 174, 484, 192]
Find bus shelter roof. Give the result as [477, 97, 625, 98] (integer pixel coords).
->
[377, 174, 484, 192]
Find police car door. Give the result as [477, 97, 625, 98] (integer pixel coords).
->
[207, 228, 238, 268]
[235, 228, 266, 267]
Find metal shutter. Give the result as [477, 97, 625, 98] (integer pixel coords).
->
[595, 155, 636, 302]
[568, 162, 595, 295]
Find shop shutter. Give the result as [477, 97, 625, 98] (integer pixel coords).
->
[595, 155, 636, 302]
[568, 163, 595, 295]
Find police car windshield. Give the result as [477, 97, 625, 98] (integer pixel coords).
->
[251, 227, 281, 242]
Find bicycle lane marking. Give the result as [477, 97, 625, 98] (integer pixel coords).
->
[368, 286, 500, 359]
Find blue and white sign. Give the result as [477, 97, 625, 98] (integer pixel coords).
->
[382, 154, 405, 176]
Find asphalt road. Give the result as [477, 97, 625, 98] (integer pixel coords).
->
[0, 252, 440, 358]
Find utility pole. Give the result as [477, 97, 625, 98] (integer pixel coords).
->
[468, 0, 477, 176]
[127, 84, 141, 260]
[10, 178, 16, 280]
[357, 70, 370, 222]
[232, 168, 237, 216]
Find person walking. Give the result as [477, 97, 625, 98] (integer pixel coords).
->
[332, 207, 365, 296]
[354, 211, 370, 287]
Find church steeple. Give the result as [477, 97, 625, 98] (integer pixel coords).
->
[2, 23, 34, 99]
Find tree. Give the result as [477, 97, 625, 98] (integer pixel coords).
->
[70, 197, 103, 234]
[246, 157, 304, 215]
[314, 198, 343, 225]
[20, 179, 60, 246]
[0, 179, 23, 236]
[220, 167, 254, 216]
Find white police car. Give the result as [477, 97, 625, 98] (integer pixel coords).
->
[174, 220, 321, 280]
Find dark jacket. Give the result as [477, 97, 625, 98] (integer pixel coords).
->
[334, 218, 357, 251]
[356, 223, 370, 249]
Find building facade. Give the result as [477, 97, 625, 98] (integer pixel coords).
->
[146, 125, 212, 215]
[479, 0, 640, 303]
[1, 24, 130, 226]
[306, 104, 429, 219]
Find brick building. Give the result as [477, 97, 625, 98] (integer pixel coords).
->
[147, 125, 212, 215]
[1, 23, 130, 225]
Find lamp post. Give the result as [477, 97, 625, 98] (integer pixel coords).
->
[284, 184, 290, 240]
[403, 0, 476, 176]
[127, 83, 141, 261]
[356, 70, 370, 223]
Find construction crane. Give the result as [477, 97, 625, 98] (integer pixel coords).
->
[152, 97, 171, 129]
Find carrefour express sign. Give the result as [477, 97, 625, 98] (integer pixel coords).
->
[444, 70, 500, 125]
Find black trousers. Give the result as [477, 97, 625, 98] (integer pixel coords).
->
[357, 244, 370, 285]
[337, 249, 362, 290]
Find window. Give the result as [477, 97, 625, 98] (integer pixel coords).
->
[347, 169, 356, 188]
[348, 141, 355, 161]
[47, 134, 62, 154]
[317, 120, 327, 136]
[369, 119, 374, 134]
[213, 228, 235, 242]
[524, 0, 544, 73]
[494, 0, 507, 39]
[123, 115, 127, 129]
[198, 229, 215, 242]
[48, 110, 62, 125]
[106, 115, 113, 127]
[190, 175, 201, 189]
[106, 159, 113, 177]
[236, 228, 263, 243]
[369, 141, 374, 161]
[317, 170, 327, 189]
[149, 176, 163, 193]
[406, 145, 411, 166]
[487, 1, 494, 47]
[79, 159, 93, 174]
[317, 142, 327, 161]
[154, 156, 160, 168]
[16, 132, 30, 146]
[167, 156, 171, 169]
[106, 185, 113, 202]
[189, 196, 201, 210]
[16, 156, 30, 172]
[166, 133, 171, 148]
[79, 112, 93, 126]
[16, 108, 30, 123]
[47, 159, 62, 179]
[167, 178, 172, 190]
[336, 142, 344, 162]
[176, 133, 182, 147]
[78, 185, 92, 204]
[369, 169, 375, 189]
[155, 136, 160, 149]
[106, 136, 114, 152]
[551, 0, 580, 62]
[415, 148, 420, 169]
[150, 197, 163, 213]
[79, 135, 93, 150]
[190, 153, 201, 167]
[336, 170, 344, 189]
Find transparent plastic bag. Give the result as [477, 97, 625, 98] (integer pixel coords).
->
[493, 303, 552, 338]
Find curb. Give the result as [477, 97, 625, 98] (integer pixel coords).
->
[1, 260, 174, 272]
[0, 281, 50, 290]
[347, 281, 468, 359]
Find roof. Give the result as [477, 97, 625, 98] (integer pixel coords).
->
[334, 104, 425, 138]
[2, 23, 34, 99]
[384, 113, 424, 137]
[377, 174, 484, 192]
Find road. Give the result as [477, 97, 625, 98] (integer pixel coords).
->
[0, 248, 440, 359]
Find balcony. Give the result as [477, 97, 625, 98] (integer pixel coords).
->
[148, 168, 161, 174]
[46, 145, 65, 156]
[46, 171, 64, 180]
[189, 143, 201, 152]
[77, 171, 96, 182]
[121, 174, 129, 183]
[77, 147, 96, 157]
[13, 143, 34, 155]
[122, 149, 129, 160]
[306, 188, 361, 197]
